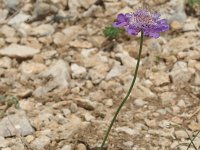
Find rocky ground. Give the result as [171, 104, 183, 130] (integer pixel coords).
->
[0, 0, 200, 150]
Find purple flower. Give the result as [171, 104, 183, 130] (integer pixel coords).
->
[113, 9, 169, 38]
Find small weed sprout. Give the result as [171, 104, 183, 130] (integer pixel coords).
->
[0, 96, 20, 118]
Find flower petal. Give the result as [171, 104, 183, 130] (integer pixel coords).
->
[158, 19, 169, 31]
[113, 13, 129, 27]
[153, 13, 161, 20]
[117, 14, 127, 22]
[148, 32, 160, 38]
[126, 25, 140, 36]
[143, 28, 160, 38]
[113, 21, 127, 27]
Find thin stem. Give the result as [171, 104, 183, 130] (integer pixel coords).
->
[184, 128, 197, 150]
[100, 31, 144, 150]
[187, 130, 200, 150]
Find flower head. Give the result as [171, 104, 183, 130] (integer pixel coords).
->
[113, 8, 169, 38]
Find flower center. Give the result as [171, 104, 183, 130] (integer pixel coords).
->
[130, 10, 156, 27]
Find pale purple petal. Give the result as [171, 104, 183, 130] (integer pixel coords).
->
[157, 19, 169, 31]
[113, 21, 127, 27]
[113, 13, 129, 27]
[144, 30, 160, 38]
[126, 25, 140, 36]
[153, 13, 161, 20]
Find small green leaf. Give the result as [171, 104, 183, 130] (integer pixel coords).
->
[188, 0, 200, 6]
[0, 95, 5, 102]
[15, 102, 20, 109]
[0, 111, 5, 119]
[155, 56, 163, 64]
[103, 26, 121, 39]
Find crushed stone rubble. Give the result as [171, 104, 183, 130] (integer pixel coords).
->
[0, 0, 200, 149]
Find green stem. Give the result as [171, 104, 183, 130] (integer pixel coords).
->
[100, 31, 144, 150]
[187, 130, 200, 150]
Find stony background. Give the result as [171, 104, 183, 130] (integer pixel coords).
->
[0, 0, 200, 150]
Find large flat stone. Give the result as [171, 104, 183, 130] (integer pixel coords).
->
[0, 44, 40, 58]
[0, 112, 35, 137]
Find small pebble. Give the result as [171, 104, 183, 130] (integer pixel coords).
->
[75, 143, 86, 150]
[70, 103, 78, 113]
[105, 99, 113, 107]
